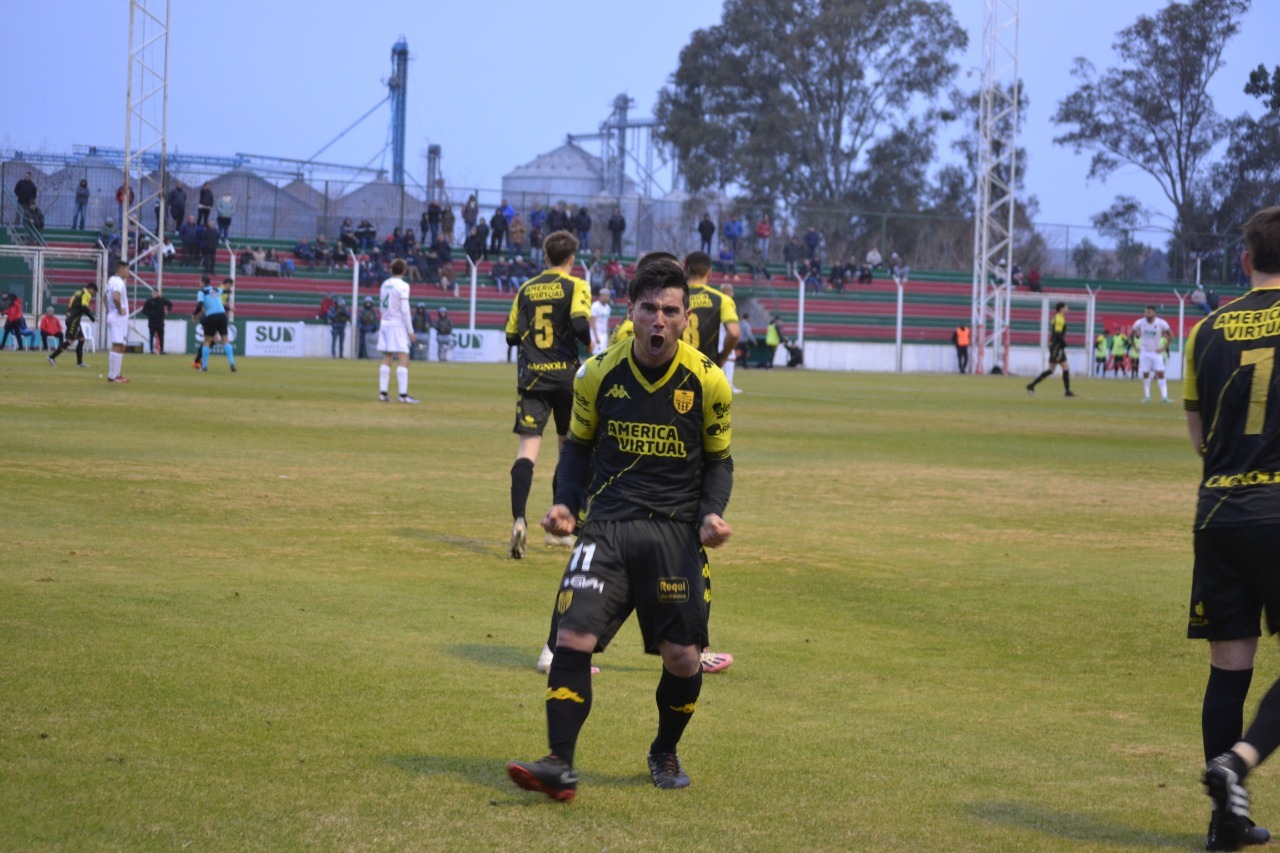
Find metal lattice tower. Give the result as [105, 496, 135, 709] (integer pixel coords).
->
[122, 0, 170, 288]
[389, 38, 409, 185]
[970, 0, 1020, 374]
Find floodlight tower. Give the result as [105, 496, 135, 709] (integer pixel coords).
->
[389, 37, 409, 185]
[970, 0, 1021, 374]
[122, 0, 171, 286]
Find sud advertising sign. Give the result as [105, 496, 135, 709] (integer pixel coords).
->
[245, 322, 305, 357]
[437, 329, 507, 362]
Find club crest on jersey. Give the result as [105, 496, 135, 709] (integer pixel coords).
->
[557, 589, 572, 614]
[673, 389, 694, 414]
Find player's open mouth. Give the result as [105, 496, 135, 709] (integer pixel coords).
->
[648, 334, 665, 355]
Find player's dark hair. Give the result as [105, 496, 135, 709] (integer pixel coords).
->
[543, 230, 579, 267]
[390, 258, 407, 276]
[1146, 304, 1156, 311]
[629, 256, 689, 308]
[1055, 301, 1066, 311]
[683, 251, 712, 279]
[1242, 206, 1280, 275]
[636, 251, 677, 271]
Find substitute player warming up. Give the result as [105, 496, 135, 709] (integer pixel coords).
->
[377, 258, 419, 403]
[506, 255, 734, 801]
[1185, 205, 1280, 851]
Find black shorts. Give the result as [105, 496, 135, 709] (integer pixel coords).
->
[65, 317, 83, 341]
[1187, 525, 1280, 640]
[1048, 341, 1067, 365]
[552, 518, 711, 655]
[513, 387, 572, 436]
[202, 314, 229, 338]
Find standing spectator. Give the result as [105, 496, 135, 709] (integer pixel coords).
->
[508, 214, 528, 259]
[328, 297, 350, 358]
[166, 182, 186, 230]
[431, 233, 453, 282]
[115, 183, 134, 230]
[697, 213, 716, 255]
[804, 227, 821, 261]
[475, 217, 491, 261]
[38, 306, 63, 351]
[607, 207, 626, 256]
[411, 303, 430, 360]
[724, 215, 745, 257]
[318, 292, 336, 322]
[1207, 286, 1221, 311]
[755, 213, 773, 259]
[783, 236, 801, 279]
[440, 204, 456, 243]
[14, 171, 37, 210]
[1027, 266, 1042, 292]
[490, 208, 509, 256]
[72, 179, 89, 230]
[464, 227, 484, 264]
[528, 224, 544, 268]
[339, 218, 357, 252]
[200, 220, 219, 275]
[951, 324, 970, 374]
[573, 206, 592, 252]
[356, 218, 377, 253]
[141, 288, 174, 354]
[1, 293, 26, 350]
[196, 183, 214, 226]
[434, 306, 454, 362]
[215, 193, 234, 240]
[48, 282, 96, 367]
[424, 199, 442, 242]
[358, 297, 376, 356]
[546, 202, 569, 235]
[462, 194, 479, 237]
[529, 202, 546, 237]
[604, 256, 624, 292]
[500, 198, 516, 224]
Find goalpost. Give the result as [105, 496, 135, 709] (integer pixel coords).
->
[1008, 290, 1096, 375]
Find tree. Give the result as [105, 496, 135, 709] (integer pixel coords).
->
[656, 0, 966, 218]
[1091, 197, 1153, 280]
[1052, 0, 1249, 278]
[1205, 64, 1280, 243]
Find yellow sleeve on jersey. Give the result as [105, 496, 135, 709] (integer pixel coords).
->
[1184, 317, 1205, 411]
[570, 277, 591, 319]
[610, 317, 634, 345]
[700, 358, 733, 459]
[504, 289, 520, 336]
[719, 292, 740, 325]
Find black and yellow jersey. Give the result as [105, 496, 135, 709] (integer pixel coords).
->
[682, 283, 738, 362]
[609, 317, 634, 345]
[1050, 312, 1067, 346]
[505, 270, 591, 392]
[569, 340, 732, 524]
[1184, 285, 1280, 529]
[67, 287, 96, 323]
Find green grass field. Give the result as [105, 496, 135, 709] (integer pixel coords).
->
[0, 352, 1267, 850]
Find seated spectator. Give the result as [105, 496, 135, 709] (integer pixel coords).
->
[339, 218, 357, 251]
[856, 263, 873, 285]
[239, 247, 256, 276]
[890, 254, 910, 284]
[330, 241, 348, 271]
[432, 235, 453, 279]
[588, 258, 604, 295]
[717, 244, 736, 275]
[784, 337, 804, 368]
[403, 228, 418, 259]
[604, 257, 624, 292]
[386, 227, 405, 258]
[492, 257, 511, 293]
[1026, 266, 1042, 292]
[314, 235, 331, 270]
[463, 227, 484, 264]
[356, 218, 377, 252]
[528, 225, 544, 267]
[404, 252, 422, 283]
[865, 247, 883, 271]
[1011, 263, 1024, 288]
[294, 238, 315, 268]
[511, 255, 532, 285]
[804, 257, 823, 294]
[38, 306, 63, 351]
[749, 247, 769, 281]
[783, 237, 802, 279]
[829, 261, 846, 293]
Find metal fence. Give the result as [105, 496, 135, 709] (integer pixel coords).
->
[1, 159, 1245, 285]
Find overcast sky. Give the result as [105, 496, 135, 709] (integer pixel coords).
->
[4, 0, 1275, 231]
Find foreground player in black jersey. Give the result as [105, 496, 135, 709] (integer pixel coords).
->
[506, 256, 734, 801]
[504, 230, 592, 560]
[1186, 206, 1280, 851]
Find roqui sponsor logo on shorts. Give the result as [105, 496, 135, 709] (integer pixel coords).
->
[657, 577, 689, 603]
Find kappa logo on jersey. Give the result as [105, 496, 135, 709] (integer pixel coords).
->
[657, 577, 690, 603]
[605, 384, 631, 400]
[673, 389, 694, 414]
[546, 687, 586, 704]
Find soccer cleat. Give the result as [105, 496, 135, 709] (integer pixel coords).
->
[1142, 397, 1150, 404]
[77, 363, 89, 368]
[731, 386, 743, 394]
[1204, 753, 1253, 851]
[506, 755, 578, 801]
[647, 752, 691, 789]
[398, 395, 421, 404]
[1064, 390, 1076, 397]
[700, 651, 734, 674]
[544, 532, 575, 548]
[1025, 383, 1035, 396]
[510, 517, 527, 559]
[1207, 813, 1270, 851]
[379, 392, 389, 402]
[47, 355, 55, 366]
[536, 645, 554, 674]
[1163, 397, 1173, 404]
[230, 364, 237, 373]
[108, 376, 130, 383]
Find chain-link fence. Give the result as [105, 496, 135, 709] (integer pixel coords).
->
[2, 158, 1245, 286]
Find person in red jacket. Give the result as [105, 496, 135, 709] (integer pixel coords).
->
[1, 293, 26, 350]
[754, 214, 773, 260]
[38, 306, 63, 351]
